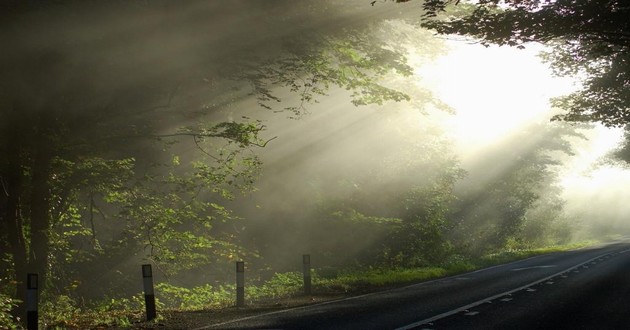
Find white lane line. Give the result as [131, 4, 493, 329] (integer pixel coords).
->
[395, 249, 630, 330]
[199, 247, 630, 330]
[512, 265, 556, 271]
[194, 252, 554, 329]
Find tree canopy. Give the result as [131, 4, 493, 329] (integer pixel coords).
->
[0, 0, 429, 321]
[0, 1, 593, 327]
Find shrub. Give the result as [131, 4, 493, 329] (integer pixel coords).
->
[0, 293, 19, 330]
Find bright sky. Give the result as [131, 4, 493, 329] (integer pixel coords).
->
[416, 41, 577, 152]
[414, 40, 627, 191]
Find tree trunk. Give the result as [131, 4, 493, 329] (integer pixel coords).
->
[2, 110, 55, 322]
[28, 124, 54, 292]
[3, 132, 27, 320]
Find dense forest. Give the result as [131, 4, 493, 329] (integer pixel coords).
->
[1, 0, 629, 328]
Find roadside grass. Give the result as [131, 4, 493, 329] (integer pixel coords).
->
[23, 240, 596, 329]
[313, 241, 596, 293]
[313, 265, 468, 293]
[478, 241, 596, 267]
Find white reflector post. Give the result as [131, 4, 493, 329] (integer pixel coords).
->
[236, 261, 245, 307]
[142, 264, 156, 321]
[26, 273, 38, 330]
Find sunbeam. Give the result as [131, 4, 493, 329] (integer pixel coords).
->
[3, 2, 630, 327]
[416, 42, 578, 158]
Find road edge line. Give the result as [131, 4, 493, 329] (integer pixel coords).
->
[394, 248, 629, 330]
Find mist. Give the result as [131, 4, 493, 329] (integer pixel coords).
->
[2, 0, 629, 317]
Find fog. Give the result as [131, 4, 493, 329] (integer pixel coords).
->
[2, 0, 629, 304]
[224, 35, 629, 270]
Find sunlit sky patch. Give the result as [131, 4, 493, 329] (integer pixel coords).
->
[416, 41, 578, 155]
[249, 32, 629, 220]
[414, 39, 628, 202]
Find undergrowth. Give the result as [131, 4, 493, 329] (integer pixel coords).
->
[9, 241, 594, 329]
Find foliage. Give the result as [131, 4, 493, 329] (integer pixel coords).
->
[477, 242, 591, 266]
[40, 295, 82, 329]
[247, 272, 304, 301]
[102, 148, 261, 276]
[35, 294, 146, 329]
[450, 122, 581, 255]
[13, 241, 591, 328]
[313, 267, 446, 291]
[156, 283, 233, 310]
[0, 291, 19, 330]
[150, 242, 585, 310]
[0, 0, 588, 324]
[518, 185, 574, 247]
[310, 160, 463, 268]
[241, 25, 416, 118]
[0, 3, 423, 318]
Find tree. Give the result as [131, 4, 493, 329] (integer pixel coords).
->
[415, 0, 630, 128]
[0, 0, 420, 321]
[294, 108, 465, 268]
[519, 183, 573, 247]
[450, 121, 582, 254]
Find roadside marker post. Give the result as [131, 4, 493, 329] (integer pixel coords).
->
[236, 261, 245, 307]
[303, 254, 312, 295]
[26, 273, 38, 330]
[142, 264, 157, 321]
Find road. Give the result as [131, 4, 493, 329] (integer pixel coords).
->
[195, 241, 630, 330]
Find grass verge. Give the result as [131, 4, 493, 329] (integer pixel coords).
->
[32, 241, 597, 329]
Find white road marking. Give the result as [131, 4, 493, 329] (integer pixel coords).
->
[199, 247, 630, 330]
[395, 249, 625, 330]
[512, 265, 556, 271]
[197, 253, 555, 329]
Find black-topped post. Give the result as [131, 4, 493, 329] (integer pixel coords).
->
[303, 254, 312, 295]
[142, 264, 157, 321]
[236, 261, 245, 307]
[26, 273, 38, 330]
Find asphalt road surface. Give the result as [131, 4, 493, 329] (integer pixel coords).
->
[196, 241, 630, 330]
